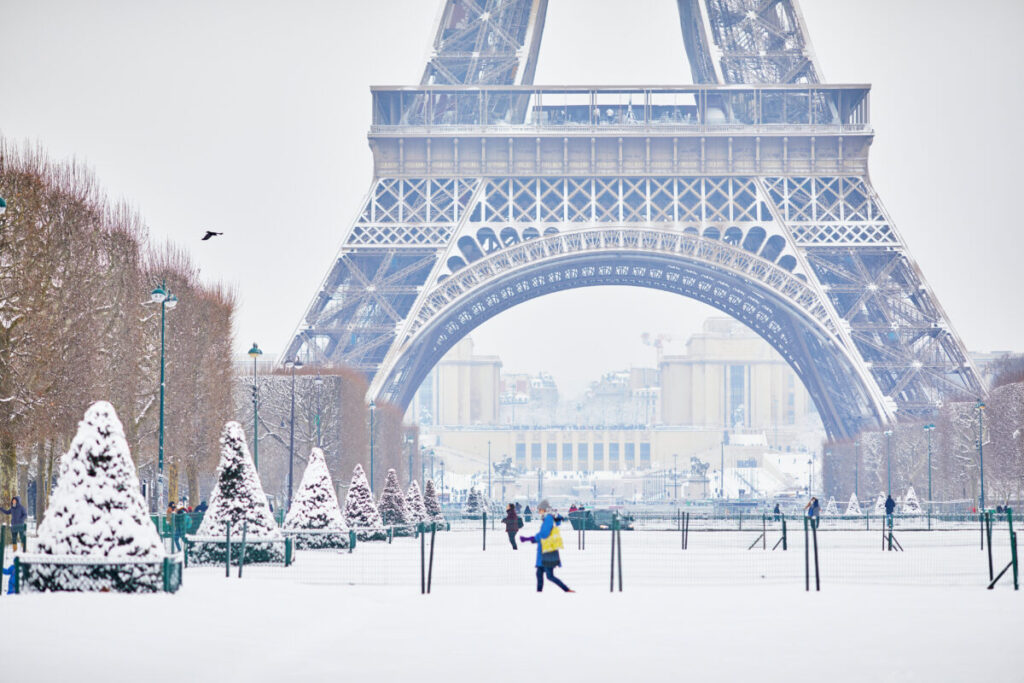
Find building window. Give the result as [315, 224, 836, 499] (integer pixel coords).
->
[531, 443, 541, 470]
[640, 442, 651, 470]
[593, 443, 604, 471]
[562, 443, 572, 470]
[609, 443, 620, 470]
[515, 443, 526, 470]
[546, 442, 557, 471]
[624, 443, 635, 470]
[577, 443, 589, 472]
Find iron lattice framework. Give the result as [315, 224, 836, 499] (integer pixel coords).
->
[283, 0, 985, 440]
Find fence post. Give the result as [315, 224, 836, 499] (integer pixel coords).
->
[762, 514, 767, 550]
[616, 518, 623, 593]
[427, 523, 436, 594]
[388, 526, 393, 544]
[582, 522, 585, 550]
[482, 511, 487, 551]
[285, 537, 293, 567]
[812, 516, 820, 591]
[804, 516, 809, 592]
[866, 512, 869, 531]
[237, 522, 248, 579]
[0, 525, 6, 596]
[981, 512, 985, 550]
[349, 530, 356, 553]
[162, 556, 171, 593]
[420, 523, 426, 595]
[225, 521, 231, 578]
[12, 556, 19, 594]
[782, 515, 787, 551]
[609, 513, 617, 593]
[986, 512, 994, 582]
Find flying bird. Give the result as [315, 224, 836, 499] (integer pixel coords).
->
[201, 230, 223, 241]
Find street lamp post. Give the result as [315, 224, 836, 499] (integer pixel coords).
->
[368, 400, 376, 492]
[673, 453, 679, 501]
[883, 429, 894, 498]
[248, 343, 263, 471]
[440, 460, 445, 503]
[150, 281, 178, 512]
[976, 401, 986, 511]
[487, 440, 492, 500]
[284, 359, 303, 512]
[923, 423, 935, 529]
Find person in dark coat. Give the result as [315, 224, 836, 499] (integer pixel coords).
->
[773, 503, 781, 522]
[884, 494, 896, 526]
[520, 500, 573, 593]
[0, 496, 28, 552]
[524, 505, 532, 523]
[803, 497, 820, 529]
[502, 504, 520, 549]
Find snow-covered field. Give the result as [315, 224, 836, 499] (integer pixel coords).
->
[3, 527, 1020, 682]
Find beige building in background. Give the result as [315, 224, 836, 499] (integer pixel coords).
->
[660, 318, 815, 432]
[420, 337, 501, 426]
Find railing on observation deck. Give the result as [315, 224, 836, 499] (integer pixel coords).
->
[370, 85, 870, 133]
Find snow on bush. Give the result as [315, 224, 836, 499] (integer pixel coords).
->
[423, 479, 445, 523]
[873, 493, 886, 515]
[282, 447, 349, 550]
[823, 496, 839, 516]
[343, 464, 386, 541]
[377, 468, 414, 535]
[844, 493, 862, 516]
[191, 422, 284, 565]
[405, 481, 428, 524]
[902, 486, 923, 515]
[463, 487, 487, 519]
[30, 401, 166, 592]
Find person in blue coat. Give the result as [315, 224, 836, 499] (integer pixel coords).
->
[0, 497, 28, 552]
[520, 500, 574, 593]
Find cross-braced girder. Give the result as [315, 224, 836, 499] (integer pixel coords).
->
[282, 0, 985, 438]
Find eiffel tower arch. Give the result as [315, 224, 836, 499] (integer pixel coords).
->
[282, 0, 985, 441]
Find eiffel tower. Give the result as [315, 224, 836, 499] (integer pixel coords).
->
[282, 0, 985, 440]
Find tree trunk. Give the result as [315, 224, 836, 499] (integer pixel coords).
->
[0, 432, 16, 503]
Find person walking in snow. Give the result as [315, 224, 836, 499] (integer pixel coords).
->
[502, 503, 521, 549]
[0, 496, 28, 552]
[773, 503, 781, 522]
[520, 500, 573, 593]
[524, 505, 532, 523]
[884, 494, 896, 527]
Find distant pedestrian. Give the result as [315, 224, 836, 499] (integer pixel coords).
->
[803, 497, 820, 529]
[773, 503, 781, 522]
[172, 507, 187, 552]
[0, 497, 28, 552]
[520, 500, 573, 593]
[884, 495, 896, 526]
[515, 502, 522, 517]
[194, 500, 208, 514]
[524, 505, 532, 523]
[502, 504, 521, 549]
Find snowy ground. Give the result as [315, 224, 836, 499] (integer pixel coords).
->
[2, 527, 1020, 682]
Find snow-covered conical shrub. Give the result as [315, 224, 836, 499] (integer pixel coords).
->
[343, 464, 386, 541]
[902, 486, 922, 515]
[463, 487, 487, 518]
[378, 468, 409, 525]
[31, 402, 165, 592]
[423, 479, 444, 523]
[192, 422, 283, 564]
[282, 448, 349, 549]
[823, 496, 839, 516]
[37, 401, 163, 559]
[873, 492, 886, 515]
[844, 493, 862, 516]
[405, 481, 428, 524]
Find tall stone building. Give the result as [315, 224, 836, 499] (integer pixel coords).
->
[660, 318, 815, 431]
[416, 337, 501, 426]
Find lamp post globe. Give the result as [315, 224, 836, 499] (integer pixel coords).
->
[248, 343, 263, 470]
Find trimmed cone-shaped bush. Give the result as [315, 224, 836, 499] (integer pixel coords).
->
[282, 448, 349, 549]
[405, 481, 428, 524]
[844, 493, 862, 516]
[873, 493, 887, 515]
[423, 479, 444, 523]
[343, 464, 386, 541]
[32, 402, 165, 592]
[823, 496, 839, 516]
[192, 422, 283, 564]
[378, 468, 412, 535]
[902, 486, 922, 515]
[463, 487, 487, 519]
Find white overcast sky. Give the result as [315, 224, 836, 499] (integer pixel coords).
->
[2, 0, 1022, 397]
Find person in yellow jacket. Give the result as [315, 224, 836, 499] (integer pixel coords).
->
[520, 500, 574, 593]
